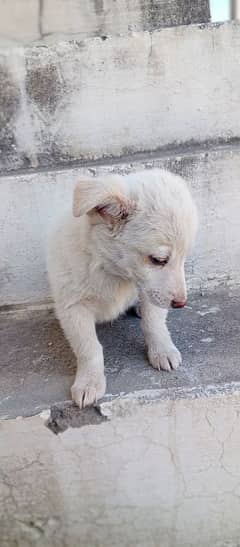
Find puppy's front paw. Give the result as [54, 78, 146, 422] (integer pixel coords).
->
[148, 342, 182, 372]
[71, 373, 106, 409]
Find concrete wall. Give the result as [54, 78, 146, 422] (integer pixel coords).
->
[1, 144, 240, 307]
[0, 22, 238, 173]
[0, 0, 210, 44]
[1, 393, 240, 546]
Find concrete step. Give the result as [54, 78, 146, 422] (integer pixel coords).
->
[1, 142, 240, 307]
[1, 289, 240, 421]
[0, 0, 210, 44]
[0, 21, 238, 173]
[1, 388, 240, 546]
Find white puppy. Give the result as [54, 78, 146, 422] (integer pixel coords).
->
[47, 169, 198, 408]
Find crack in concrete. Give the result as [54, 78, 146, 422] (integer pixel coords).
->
[38, 0, 44, 38]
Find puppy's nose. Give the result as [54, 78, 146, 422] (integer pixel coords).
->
[171, 299, 186, 308]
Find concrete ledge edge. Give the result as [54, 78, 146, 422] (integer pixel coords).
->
[12, 381, 240, 434]
[1, 137, 240, 181]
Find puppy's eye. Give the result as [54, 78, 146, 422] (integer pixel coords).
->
[149, 255, 169, 266]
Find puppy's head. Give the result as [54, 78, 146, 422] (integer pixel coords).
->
[73, 170, 198, 309]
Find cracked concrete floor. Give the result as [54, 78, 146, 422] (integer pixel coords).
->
[1, 290, 240, 419]
[1, 393, 240, 547]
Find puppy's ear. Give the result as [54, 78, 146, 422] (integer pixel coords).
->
[73, 177, 105, 217]
[73, 176, 136, 224]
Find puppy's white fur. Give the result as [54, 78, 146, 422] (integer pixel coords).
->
[47, 169, 198, 408]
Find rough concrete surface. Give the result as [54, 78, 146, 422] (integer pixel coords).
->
[0, 0, 210, 44]
[1, 290, 240, 420]
[1, 143, 240, 306]
[42, 0, 210, 38]
[1, 392, 240, 547]
[0, 22, 239, 172]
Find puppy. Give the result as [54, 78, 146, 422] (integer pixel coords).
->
[47, 169, 198, 408]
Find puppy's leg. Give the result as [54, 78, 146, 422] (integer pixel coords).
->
[140, 299, 182, 372]
[56, 304, 106, 408]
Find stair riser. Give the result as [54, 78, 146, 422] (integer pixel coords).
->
[0, 22, 238, 173]
[1, 144, 239, 306]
